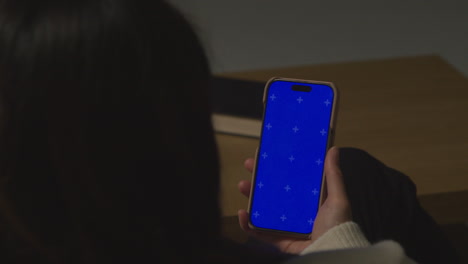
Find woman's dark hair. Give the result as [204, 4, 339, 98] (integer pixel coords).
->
[0, 0, 228, 263]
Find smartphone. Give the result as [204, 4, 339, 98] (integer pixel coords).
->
[248, 77, 339, 238]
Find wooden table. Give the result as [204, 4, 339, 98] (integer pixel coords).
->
[215, 55, 468, 226]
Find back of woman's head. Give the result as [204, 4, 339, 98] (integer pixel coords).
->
[0, 0, 221, 263]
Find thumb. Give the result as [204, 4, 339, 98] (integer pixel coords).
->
[324, 147, 347, 200]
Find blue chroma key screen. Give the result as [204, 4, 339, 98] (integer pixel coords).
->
[250, 80, 335, 234]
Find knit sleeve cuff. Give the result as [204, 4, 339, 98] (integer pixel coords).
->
[300, 222, 370, 255]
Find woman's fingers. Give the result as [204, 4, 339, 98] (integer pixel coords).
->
[238, 209, 254, 233]
[244, 158, 255, 173]
[239, 158, 255, 198]
[238, 158, 254, 232]
[324, 146, 347, 201]
[238, 180, 252, 198]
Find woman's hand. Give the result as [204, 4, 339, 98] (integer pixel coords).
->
[237, 146, 352, 254]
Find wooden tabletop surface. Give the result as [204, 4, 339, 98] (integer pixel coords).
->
[215, 55, 468, 224]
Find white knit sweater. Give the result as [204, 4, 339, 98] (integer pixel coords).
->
[286, 222, 417, 264]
